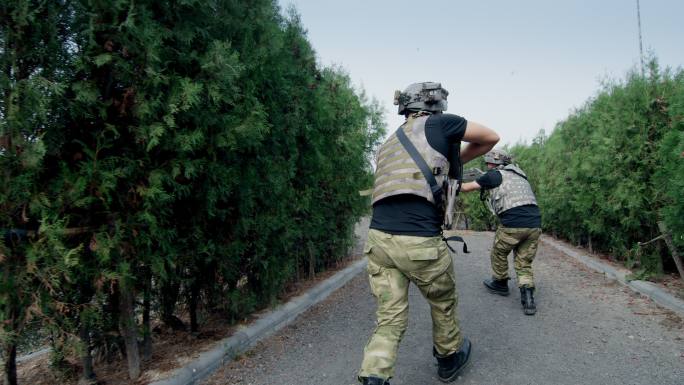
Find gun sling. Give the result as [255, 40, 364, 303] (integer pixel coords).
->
[395, 127, 469, 254]
[395, 127, 443, 206]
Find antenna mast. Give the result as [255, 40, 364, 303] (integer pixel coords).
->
[636, 0, 645, 75]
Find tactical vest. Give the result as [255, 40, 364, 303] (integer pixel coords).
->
[487, 164, 537, 215]
[371, 114, 449, 205]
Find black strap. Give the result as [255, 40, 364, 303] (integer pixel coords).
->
[395, 127, 443, 206]
[501, 168, 528, 180]
[443, 235, 469, 254]
[396, 126, 469, 254]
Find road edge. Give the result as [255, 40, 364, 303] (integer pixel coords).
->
[541, 235, 684, 317]
[147, 257, 368, 385]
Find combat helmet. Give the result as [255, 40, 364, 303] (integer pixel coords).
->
[394, 82, 449, 115]
[484, 149, 512, 165]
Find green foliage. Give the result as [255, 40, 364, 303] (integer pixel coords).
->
[461, 160, 497, 231]
[1, 0, 384, 378]
[464, 59, 683, 276]
[1, 0, 72, 378]
[656, 70, 684, 252]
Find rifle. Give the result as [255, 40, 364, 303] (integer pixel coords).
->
[461, 168, 484, 183]
[442, 168, 484, 230]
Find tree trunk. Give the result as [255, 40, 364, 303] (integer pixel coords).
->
[658, 221, 684, 282]
[2, 343, 17, 385]
[106, 284, 128, 362]
[2, 261, 20, 385]
[142, 269, 152, 360]
[161, 280, 181, 328]
[308, 243, 315, 279]
[78, 323, 96, 383]
[189, 278, 200, 333]
[118, 284, 140, 380]
[295, 246, 301, 281]
[160, 278, 185, 330]
[205, 261, 219, 312]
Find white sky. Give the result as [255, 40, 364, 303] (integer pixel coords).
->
[277, 0, 684, 145]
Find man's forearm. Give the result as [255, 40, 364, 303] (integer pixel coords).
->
[460, 181, 481, 193]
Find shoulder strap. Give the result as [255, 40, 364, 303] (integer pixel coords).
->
[395, 126, 443, 206]
[501, 166, 528, 180]
[396, 125, 470, 254]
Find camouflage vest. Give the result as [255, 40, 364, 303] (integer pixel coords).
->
[371, 113, 449, 205]
[488, 164, 537, 215]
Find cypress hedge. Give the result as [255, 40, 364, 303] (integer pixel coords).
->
[1, 1, 384, 382]
[463, 60, 684, 279]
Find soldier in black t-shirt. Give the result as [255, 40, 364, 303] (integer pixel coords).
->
[460, 149, 541, 315]
[358, 82, 499, 385]
[370, 112, 468, 236]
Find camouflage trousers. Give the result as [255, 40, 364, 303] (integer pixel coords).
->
[358, 229, 463, 381]
[490, 226, 542, 287]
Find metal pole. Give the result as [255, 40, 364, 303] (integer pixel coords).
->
[636, 0, 645, 75]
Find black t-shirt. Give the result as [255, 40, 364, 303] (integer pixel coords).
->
[370, 113, 467, 236]
[476, 169, 542, 228]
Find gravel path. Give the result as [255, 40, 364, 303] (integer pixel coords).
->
[203, 231, 684, 385]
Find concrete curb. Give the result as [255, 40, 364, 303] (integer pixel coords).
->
[16, 347, 50, 364]
[541, 235, 684, 316]
[148, 257, 368, 385]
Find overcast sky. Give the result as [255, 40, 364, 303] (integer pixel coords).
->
[277, 0, 684, 146]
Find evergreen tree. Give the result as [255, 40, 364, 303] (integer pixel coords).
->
[1, 1, 384, 381]
[0, 1, 70, 383]
[464, 60, 683, 277]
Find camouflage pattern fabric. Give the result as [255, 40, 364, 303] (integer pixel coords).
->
[358, 229, 463, 381]
[483, 148, 511, 165]
[490, 226, 542, 287]
[488, 165, 537, 215]
[394, 82, 448, 115]
[371, 113, 449, 206]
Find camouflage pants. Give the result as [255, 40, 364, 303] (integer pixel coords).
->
[358, 229, 463, 381]
[490, 226, 542, 287]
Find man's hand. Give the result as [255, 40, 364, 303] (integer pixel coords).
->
[460, 181, 482, 193]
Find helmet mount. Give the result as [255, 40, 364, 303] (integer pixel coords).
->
[484, 149, 512, 165]
[394, 82, 449, 115]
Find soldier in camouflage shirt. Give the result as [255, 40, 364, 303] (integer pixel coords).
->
[460, 149, 542, 315]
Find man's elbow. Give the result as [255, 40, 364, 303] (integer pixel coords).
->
[463, 121, 500, 145]
[485, 132, 500, 146]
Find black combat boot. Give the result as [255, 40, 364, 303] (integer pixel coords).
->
[520, 286, 536, 315]
[361, 376, 389, 385]
[483, 278, 509, 296]
[433, 338, 472, 383]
